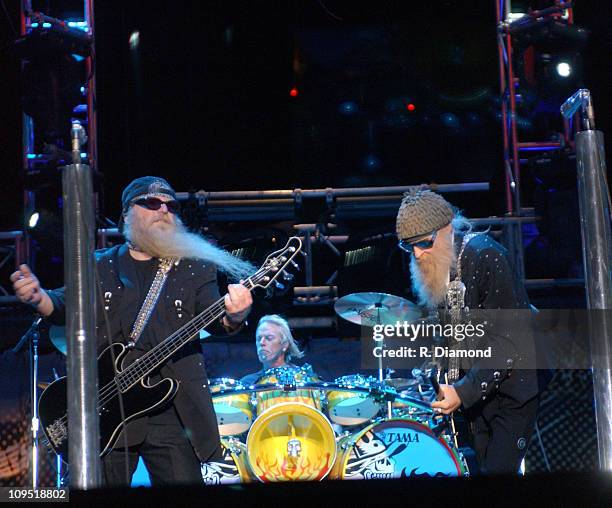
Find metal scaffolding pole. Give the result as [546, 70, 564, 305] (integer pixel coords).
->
[63, 123, 100, 488]
[562, 89, 612, 471]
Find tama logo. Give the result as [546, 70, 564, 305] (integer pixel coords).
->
[380, 432, 420, 444]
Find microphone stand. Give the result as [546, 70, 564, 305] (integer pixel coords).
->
[13, 316, 43, 489]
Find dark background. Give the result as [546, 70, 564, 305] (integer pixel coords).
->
[1, 0, 609, 230]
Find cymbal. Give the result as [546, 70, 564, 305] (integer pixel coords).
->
[384, 378, 420, 390]
[49, 326, 67, 355]
[334, 292, 420, 326]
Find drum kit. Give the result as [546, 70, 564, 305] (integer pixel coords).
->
[202, 292, 469, 484]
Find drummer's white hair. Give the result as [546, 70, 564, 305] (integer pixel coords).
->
[256, 314, 304, 361]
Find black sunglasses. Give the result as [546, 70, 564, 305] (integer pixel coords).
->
[132, 197, 181, 214]
[398, 230, 438, 254]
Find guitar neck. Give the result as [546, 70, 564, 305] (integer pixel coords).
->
[116, 276, 257, 391]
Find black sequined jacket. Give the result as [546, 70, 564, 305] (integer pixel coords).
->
[46, 243, 226, 462]
[445, 234, 540, 409]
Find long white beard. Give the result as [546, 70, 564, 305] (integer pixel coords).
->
[410, 233, 456, 308]
[124, 217, 255, 281]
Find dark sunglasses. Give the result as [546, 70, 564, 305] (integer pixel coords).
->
[132, 197, 181, 214]
[398, 230, 438, 254]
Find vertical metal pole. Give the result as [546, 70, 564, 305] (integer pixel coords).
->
[575, 129, 612, 471]
[495, 0, 513, 214]
[30, 332, 39, 488]
[62, 156, 101, 488]
[21, 2, 34, 267]
[84, 0, 97, 172]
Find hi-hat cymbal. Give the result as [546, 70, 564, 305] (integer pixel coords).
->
[49, 325, 67, 355]
[334, 292, 420, 326]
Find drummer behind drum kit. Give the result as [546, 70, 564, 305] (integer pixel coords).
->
[202, 293, 469, 484]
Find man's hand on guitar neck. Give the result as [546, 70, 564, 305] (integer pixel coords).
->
[222, 282, 253, 331]
[431, 384, 462, 415]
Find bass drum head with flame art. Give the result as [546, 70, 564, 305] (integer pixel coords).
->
[246, 402, 337, 482]
[331, 418, 468, 480]
[200, 438, 253, 485]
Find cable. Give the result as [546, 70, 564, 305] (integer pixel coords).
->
[316, 0, 343, 21]
[534, 419, 552, 472]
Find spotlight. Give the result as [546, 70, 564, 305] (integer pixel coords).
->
[361, 154, 381, 172]
[289, 87, 299, 97]
[338, 101, 358, 115]
[129, 31, 140, 50]
[27, 211, 40, 229]
[556, 61, 571, 77]
[441, 112, 460, 129]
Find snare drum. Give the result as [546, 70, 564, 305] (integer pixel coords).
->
[331, 418, 468, 479]
[201, 438, 253, 485]
[210, 378, 253, 436]
[327, 374, 382, 426]
[255, 366, 323, 414]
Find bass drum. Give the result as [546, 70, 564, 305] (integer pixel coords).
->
[201, 438, 253, 485]
[331, 418, 468, 480]
[247, 402, 337, 482]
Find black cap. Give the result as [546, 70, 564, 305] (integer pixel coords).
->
[118, 176, 177, 231]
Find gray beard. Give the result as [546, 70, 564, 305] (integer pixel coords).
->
[410, 240, 456, 309]
[123, 217, 254, 280]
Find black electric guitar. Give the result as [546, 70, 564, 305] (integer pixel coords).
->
[38, 237, 302, 461]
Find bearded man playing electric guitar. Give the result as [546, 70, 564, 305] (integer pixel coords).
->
[11, 176, 253, 486]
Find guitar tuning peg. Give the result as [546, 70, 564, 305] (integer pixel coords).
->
[290, 260, 300, 270]
[274, 281, 285, 290]
[282, 270, 294, 281]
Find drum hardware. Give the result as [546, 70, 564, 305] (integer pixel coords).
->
[334, 292, 421, 419]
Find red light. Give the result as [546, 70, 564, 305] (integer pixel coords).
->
[290, 87, 299, 97]
[406, 103, 416, 112]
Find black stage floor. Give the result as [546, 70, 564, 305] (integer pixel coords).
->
[68, 473, 612, 507]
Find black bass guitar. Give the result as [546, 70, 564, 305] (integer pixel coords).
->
[38, 237, 302, 461]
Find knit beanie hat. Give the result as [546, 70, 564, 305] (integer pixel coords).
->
[396, 187, 454, 241]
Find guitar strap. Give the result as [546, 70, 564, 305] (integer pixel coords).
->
[127, 257, 177, 348]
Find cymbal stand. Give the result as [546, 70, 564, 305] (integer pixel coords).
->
[373, 305, 393, 418]
[12, 316, 43, 488]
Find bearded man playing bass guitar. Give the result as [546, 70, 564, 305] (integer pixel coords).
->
[11, 176, 254, 486]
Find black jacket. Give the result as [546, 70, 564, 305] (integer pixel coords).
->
[47, 243, 225, 462]
[448, 234, 540, 409]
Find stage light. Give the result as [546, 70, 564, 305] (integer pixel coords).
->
[129, 31, 140, 50]
[441, 112, 460, 129]
[556, 61, 571, 77]
[406, 103, 416, 112]
[362, 154, 381, 172]
[508, 12, 526, 22]
[289, 87, 299, 97]
[27, 212, 40, 229]
[338, 101, 358, 115]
